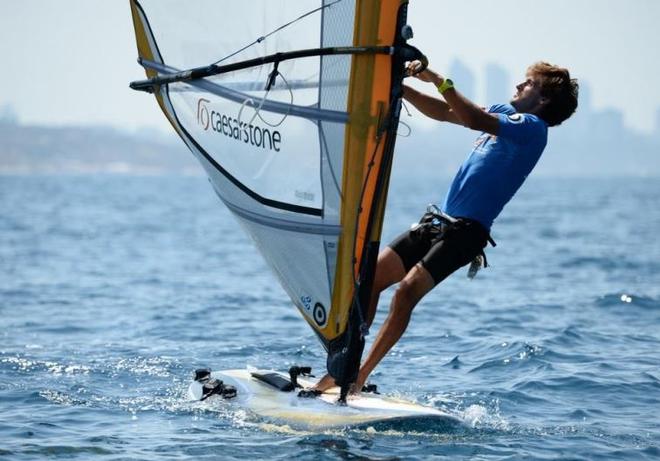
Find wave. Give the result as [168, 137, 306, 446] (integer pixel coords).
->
[595, 293, 660, 310]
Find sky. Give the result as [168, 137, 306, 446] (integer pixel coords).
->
[1, 0, 659, 134]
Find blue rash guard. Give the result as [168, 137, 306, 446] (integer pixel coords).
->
[441, 103, 548, 231]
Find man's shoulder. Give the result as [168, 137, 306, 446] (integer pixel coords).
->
[488, 103, 516, 115]
[494, 110, 547, 145]
[489, 104, 546, 127]
[505, 112, 546, 128]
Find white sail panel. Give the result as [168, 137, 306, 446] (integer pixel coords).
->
[234, 217, 336, 330]
[138, 1, 327, 69]
[170, 86, 324, 209]
[130, 0, 418, 389]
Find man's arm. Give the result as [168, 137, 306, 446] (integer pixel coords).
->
[407, 62, 500, 136]
[440, 83, 500, 135]
[402, 85, 462, 125]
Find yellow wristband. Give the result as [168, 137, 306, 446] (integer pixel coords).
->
[437, 78, 454, 95]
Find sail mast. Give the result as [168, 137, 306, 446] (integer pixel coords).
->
[326, 0, 413, 400]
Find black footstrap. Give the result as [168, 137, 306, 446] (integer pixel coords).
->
[251, 366, 314, 393]
[200, 379, 237, 401]
[361, 383, 379, 394]
[288, 366, 313, 389]
[298, 383, 379, 400]
[194, 368, 212, 382]
[297, 388, 322, 398]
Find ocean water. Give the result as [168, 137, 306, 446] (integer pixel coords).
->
[1, 174, 659, 460]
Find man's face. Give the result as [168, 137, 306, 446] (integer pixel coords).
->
[510, 72, 546, 113]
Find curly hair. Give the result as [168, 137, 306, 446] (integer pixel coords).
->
[528, 62, 579, 127]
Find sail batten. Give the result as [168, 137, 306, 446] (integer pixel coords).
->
[140, 58, 350, 124]
[132, 46, 395, 92]
[219, 197, 342, 236]
[129, 0, 417, 392]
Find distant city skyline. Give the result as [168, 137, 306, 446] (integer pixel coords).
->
[3, 62, 658, 177]
[1, 59, 656, 140]
[0, 1, 658, 134]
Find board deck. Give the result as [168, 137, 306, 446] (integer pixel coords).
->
[188, 369, 462, 428]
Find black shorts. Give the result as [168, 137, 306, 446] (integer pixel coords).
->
[388, 214, 489, 285]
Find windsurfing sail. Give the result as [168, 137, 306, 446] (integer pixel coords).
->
[129, 0, 425, 400]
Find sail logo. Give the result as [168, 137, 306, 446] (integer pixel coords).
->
[300, 296, 327, 327]
[197, 98, 211, 131]
[196, 98, 282, 152]
[313, 303, 327, 326]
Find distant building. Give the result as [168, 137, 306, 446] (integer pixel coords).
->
[0, 103, 18, 124]
[592, 108, 624, 143]
[484, 63, 509, 106]
[449, 58, 476, 102]
[569, 80, 592, 135]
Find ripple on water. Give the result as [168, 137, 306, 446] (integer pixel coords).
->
[0, 355, 92, 377]
[2, 176, 660, 459]
[596, 292, 660, 310]
[468, 342, 549, 375]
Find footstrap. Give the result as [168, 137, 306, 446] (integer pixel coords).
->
[297, 388, 322, 398]
[361, 383, 379, 394]
[201, 379, 237, 401]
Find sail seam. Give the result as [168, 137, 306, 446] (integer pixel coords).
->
[217, 194, 341, 236]
[140, 60, 349, 124]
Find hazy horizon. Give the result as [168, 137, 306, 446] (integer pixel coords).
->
[1, 0, 659, 135]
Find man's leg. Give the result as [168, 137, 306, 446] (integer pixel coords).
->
[352, 262, 435, 392]
[353, 220, 488, 392]
[311, 247, 407, 392]
[366, 247, 407, 327]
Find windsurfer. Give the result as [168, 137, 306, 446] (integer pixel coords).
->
[311, 60, 578, 395]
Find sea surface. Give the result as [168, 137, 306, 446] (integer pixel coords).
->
[1, 174, 659, 460]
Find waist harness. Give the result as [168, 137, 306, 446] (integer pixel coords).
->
[420, 204, 496, 277]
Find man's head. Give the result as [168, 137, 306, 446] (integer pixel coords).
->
[511, 62, 579, 127]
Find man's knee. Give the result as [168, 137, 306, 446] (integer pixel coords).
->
[392, 278, 417, 310]
[391, 265, 435, 312]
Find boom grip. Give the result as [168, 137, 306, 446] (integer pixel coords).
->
[397, 44, 428, 77]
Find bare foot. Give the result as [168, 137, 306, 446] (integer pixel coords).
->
[311, 373, 337, 393]
[310, 372, 372, 396]
[349, 371, 368, 395]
